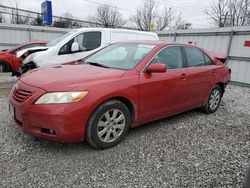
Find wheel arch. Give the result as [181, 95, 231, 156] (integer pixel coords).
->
[216, 82, 225, 94]
[110, 96, 136, 126]
[89, 96, 136, 128]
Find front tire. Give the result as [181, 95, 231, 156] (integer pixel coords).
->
[0, 61, 11, 72]
[201, 85, 222, 114]
[86, 100, 130, 149]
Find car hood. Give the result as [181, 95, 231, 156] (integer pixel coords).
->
[20, 64, 127, 91]
[0, 51, 10, 56]
[16, 46, 48, 58]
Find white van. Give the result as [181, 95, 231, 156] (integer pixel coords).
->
[19, 28, 159, 73]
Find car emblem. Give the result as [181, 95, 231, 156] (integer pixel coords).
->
[12, 84, 18, 92]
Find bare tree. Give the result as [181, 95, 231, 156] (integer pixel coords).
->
[89, 5, 126, 28]
[205, 0, 250, 27]
[0, 13, 3, 23]
[31, 14, 42, 26]
[10, 2, 30, 24]
[11, 13, 30, 24]
[130, 0, 190, 31]
[130, 0, 156, 31]
[155, 7, 173, 31]
[227, 0, 250, 26]
[54, 13, 81, 28]
[0, 3, 3, 23]
[174, 14, 192, 30]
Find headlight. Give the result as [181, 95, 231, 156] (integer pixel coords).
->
[23, 53, 36, 65]
[35, 91, 88, 104]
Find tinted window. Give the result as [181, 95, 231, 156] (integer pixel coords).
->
[151, 46, 183, 69]
[185, 47, 206, 67]
[204, 53, 214, 65]
[82, 32, 101, 51]
[59, 32, 101, 55]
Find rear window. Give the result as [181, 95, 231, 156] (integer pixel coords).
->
[204, 53, 214, 65]
[185, 47, 206, 67]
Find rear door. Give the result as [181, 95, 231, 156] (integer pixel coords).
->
[183, 46, 217, 108]
[139, 46, 188, 123]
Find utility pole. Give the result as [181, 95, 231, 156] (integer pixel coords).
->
[15, 1, 19, 24]
[168, 7, 172, 40]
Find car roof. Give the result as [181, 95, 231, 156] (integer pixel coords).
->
[115, 40, 199, 48]
[72, 27, 157, 36]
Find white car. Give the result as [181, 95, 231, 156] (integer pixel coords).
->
[19, 27, 159, 73]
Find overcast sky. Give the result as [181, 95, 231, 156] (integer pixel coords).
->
[2, 0, 215, 28]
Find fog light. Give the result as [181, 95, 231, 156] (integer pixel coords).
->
[41, 128, 56, 135]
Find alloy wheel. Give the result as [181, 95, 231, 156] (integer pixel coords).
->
[97, 109, 125, 143]
[209, 89, 221, 110]
[0, 64, 4, 72]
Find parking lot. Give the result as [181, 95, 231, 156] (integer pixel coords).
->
[0, 82, 249, 187]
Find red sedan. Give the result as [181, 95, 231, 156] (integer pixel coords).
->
[0, 41, 47, 73]
[9, 41, 231, 149]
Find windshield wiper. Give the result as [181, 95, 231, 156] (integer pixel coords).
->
[86, 62, 110, 68]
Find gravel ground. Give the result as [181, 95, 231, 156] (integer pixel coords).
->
[0, 85, 249, 187]
[0, 73, 18, 83]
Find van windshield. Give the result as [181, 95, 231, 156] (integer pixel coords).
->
[85, 43, 155, 70]
[46, 30, 77, 47]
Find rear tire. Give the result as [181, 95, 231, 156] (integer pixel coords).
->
[86, 100, 130, 149]
[201, 85, 222, 114]
[0, 61, 11, 72]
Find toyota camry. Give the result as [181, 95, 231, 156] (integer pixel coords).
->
[9, 41, 231, 149]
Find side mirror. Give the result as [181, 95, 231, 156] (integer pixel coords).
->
[71, 42, 80, 52]
[146, 63, 167, 73]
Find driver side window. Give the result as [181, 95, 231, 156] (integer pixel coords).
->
[151, 46, 183, 69]
[59, 34, 85, 55]
[59, 32, 101, 55]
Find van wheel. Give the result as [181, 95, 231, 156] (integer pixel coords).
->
[0, 61, 11, 72]
[86, 100, 130, 149]
[201, 85, 222, 114]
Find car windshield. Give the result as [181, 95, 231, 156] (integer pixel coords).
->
[84, 43, 155, 70]
[46, 30, 77, 47]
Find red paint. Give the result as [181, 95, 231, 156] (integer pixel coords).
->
[9, 41, 231, 143]
[244, 41, 250, 47]
[0, 41, 47, 72]
[146, 63, 167, 73]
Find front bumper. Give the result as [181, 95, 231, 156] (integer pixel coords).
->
[21, 61, 38, 74]
[9, 80, 93, 143]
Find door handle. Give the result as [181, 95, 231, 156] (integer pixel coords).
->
[212, 69, 216, 74]
[180, 73, 186, 79]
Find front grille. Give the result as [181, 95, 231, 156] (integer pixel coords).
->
[12, 89, 34, 103]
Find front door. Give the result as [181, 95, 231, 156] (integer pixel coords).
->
[139, 46, 188, 123]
